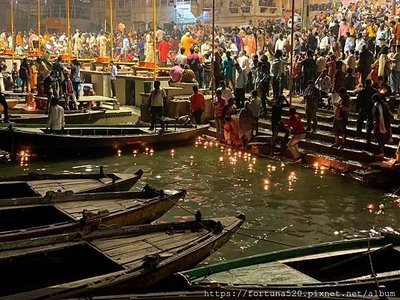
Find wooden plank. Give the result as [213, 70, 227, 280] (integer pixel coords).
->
[92, 232, 166, 250]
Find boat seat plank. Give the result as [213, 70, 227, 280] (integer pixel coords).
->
[92, 232, 167, 250]
[29, 179, 104, 195]
[104, 241, 154, 257]
[203, 262, 321, 285]
[117, 232, 206, 265]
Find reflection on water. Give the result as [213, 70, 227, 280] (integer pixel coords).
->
[0, 140, 399, 265]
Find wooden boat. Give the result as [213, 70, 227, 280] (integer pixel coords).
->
[0, 185, 186, 242]
[0, 168, 143, 198]
[9, 109, 105, 124]
[75, 291, 371, 300]
[0, 124, 210, 155]
[178, 234, 400, 295]
[0, 214, 245, 299]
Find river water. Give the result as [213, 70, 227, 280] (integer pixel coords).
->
[1, 139, 399, 265]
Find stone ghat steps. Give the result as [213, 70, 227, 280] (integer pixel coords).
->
[208, 121, 386, 165]
[257, 118, 398, 156]
[281, 104, 400, 135]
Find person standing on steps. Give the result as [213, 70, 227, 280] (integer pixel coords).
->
[284, 107, 306, 163]
[189, 85, 205, 125]
[148, 81, 167, 131]
[332, 88, 351, 149]
[372, 93, 393, 158]
[304, 80, 320, 132]
[356, 79, 376, 144]
[110, 61, 118, 99]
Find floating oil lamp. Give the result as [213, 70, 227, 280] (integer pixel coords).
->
[313, 162, 319, 169]
[219, 156, 224, 162]
[264, 179, 270, 185]
[368, 203, 375, 213]
[170, 149, 175, 157]
[271, 166, 276, 172]
[117, 149, 122, 157]
[263, 185, 269, 191]
[150, 149, 154, 156]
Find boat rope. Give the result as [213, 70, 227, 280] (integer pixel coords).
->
[234, 231, 296, 248]
[366, 237, 380, 290]
[165, 197, 296, 247]
[166, 196, 196, 216]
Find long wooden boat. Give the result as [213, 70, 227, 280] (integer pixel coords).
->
[78, 291, 372, 300]
[0, 185, 186, 242]
[0, 168, 143, 198]
[9, 109, 105, 124]
[0, 124, 210, 155]
[0, 214, 245, 299]
[179, 234, 400, 295]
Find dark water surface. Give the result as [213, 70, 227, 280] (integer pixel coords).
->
[1, 141, 399, 265]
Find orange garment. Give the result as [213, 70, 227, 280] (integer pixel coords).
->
[243, 35, 256, 56]
[16, 34, 23, 47]
[394, 23, 400, 40]
[30, 64, 38, 91]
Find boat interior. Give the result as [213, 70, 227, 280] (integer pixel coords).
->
[0, 182, 39, 199]
[198, 244, 400, 285]
[0, 205, 74, 231]
[284, 244, 400, 282]
[0, 243, 123, 296]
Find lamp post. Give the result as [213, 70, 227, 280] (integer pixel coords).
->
[10, 0, 14, 50]
[211, 0, 215, 98]
[289, 0, 295, 105]
[66, 0, 71, 55]
[37, 0, 41, 36]
[153, 0, 157, 79]
[109, 0, 114, 59]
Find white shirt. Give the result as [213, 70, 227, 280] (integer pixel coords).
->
[319, 36, 330, 50]
[238, 55, 250, 73]
[275, 39, 286, 52]
[110, 65, 118, 80]
[122, 37, 130, 51]
[48, 105, 65, 130]
[149, 88, 166, 107]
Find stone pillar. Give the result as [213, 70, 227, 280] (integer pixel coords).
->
[276, 0, 283, 15]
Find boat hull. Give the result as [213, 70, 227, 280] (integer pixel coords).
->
[183, 235, 400, 295]
[9, 110, 105, 124]
[0, 125, 209, 155]
[0, 188, 186, 242]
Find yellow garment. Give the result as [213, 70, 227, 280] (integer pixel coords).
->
[181, 35, 197, 56]
[366, 25, 377, 38]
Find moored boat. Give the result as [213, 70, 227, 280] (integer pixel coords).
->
[0, 214, 245, 299]
[178, 234, 400, 295]
[0, 168, 143, 198]
[9, 109, 105, 124]
[0, 124, 210, 156]
[0, 185, 186, 242]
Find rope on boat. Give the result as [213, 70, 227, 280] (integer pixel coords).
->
[234, 231, 296, 248]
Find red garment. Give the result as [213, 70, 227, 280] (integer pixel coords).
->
[158, 41, 170, 63]
[214, 96, 227, 118]
[190, 91, 206, 112]
[286, 114, 306, 134]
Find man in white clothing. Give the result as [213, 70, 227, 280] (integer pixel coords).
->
[47, 97, 65, 133]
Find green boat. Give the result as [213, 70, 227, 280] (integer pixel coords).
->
[177, 234, 400, 296]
